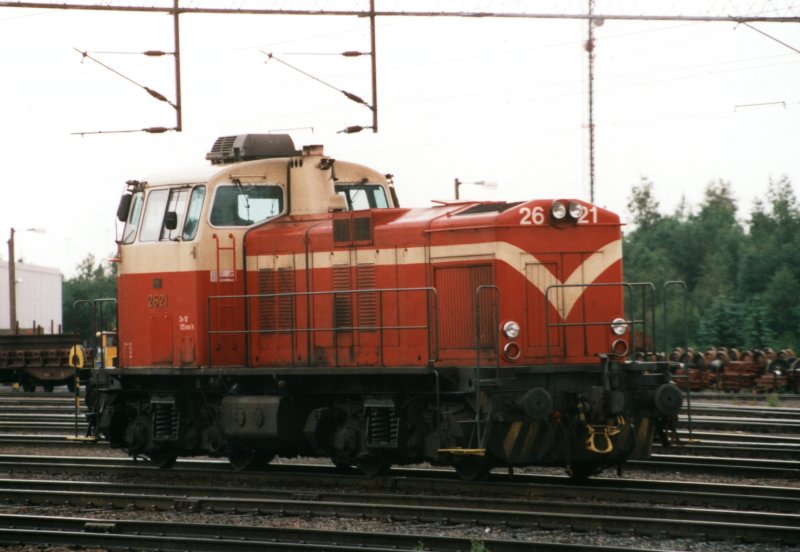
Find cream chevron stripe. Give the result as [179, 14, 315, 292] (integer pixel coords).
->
[428, 239, 622, 319]
[250, 238, 622, 320]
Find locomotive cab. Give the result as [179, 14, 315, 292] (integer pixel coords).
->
[113, 135, 397, 369]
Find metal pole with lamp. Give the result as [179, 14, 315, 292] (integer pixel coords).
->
[7, 228, 15, 334]
[7, 227, 46, 334]
[454, 178, 498, 200]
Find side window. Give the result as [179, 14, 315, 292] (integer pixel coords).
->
[159, 188, 190, 241]
[334, 184, 389, 211]
[139, 189, 169, 242]
[121, 192, 144, 244]
[182, 186, 206, 241]
[210, 184, 284, 227]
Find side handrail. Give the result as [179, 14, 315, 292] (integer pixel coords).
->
[474, 285, 500, 447]
[206, 286, 438, 368]
[544, 282, 656, 370]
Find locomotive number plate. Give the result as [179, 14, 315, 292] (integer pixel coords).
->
[147, 294, 168, 308]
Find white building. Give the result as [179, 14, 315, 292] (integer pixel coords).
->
[0, 260, 63, 333]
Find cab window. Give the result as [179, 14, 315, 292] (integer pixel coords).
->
[160, 188, 190, 241]
[210, 184, 284, 227]
[121, 192, 144, 244]
[182, 186, 206, 240]
[139, 189, 169, 242]
[335, 184, 389, 211]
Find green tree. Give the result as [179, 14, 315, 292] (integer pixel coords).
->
[760, 266, 800, 347]
[740, 301, 775, 350]
[626, 177, 661, 229]
[687, 180, 742, 297]
[62, 254, 117, 343]
[698, 295, 745, 348]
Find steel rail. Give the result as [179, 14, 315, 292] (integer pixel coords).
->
[0, 477, 799, 545]
[676, 416, 800, 432]
[682, 403, 800, 418]
[1, 476, 799, 528]
[1, 456, 800, 516]
[654, 442, 800, 461]
[0, 513, 653, 552]
[630, 454, 800, 479]
[0, 435, 99, 446]
[683, 393, 800, 403]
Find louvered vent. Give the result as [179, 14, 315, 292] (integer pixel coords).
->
[353, 216, 372, 242]
[333, 218, 351, 244]
[207, 135, 236, 159]
[356, 264, 377, 330]
[332, 265, 352, 330]
[258, 268, 295, 331]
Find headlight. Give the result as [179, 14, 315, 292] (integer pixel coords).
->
[610, 317, 627, 336]
[568, 201, 584, 219]
[503, 321, 520, 339]
[550, 201, 567, 220]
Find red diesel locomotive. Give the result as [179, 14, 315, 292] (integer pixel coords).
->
[90, 134, 681, 479]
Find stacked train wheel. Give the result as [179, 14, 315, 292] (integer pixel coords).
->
[671, 346, 797, 393]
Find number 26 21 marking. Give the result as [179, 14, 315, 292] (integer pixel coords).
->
[519, 205, 597, 225]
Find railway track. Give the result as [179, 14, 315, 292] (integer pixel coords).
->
[1, 439, 796, 479]
[0, 513, 652, 552]
[1, 387, 798, 551]
[0, 454, 798, 512]
[1, 456, 799, 550]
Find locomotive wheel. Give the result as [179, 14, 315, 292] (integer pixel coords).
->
[145, 450, 178, 469]
[21, 379, 36, 393]
[228, 449, 274, 472]
[42, 382, 54, 393]
[357, 458, 390, 476]
[453, 459, 492, 482]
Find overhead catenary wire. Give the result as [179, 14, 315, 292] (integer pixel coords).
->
[269, 51, 370, 56]
[263, 51, 374, 110]
[738, 21, 800, 54]
[1, 2, 799, 23]
[73, 48, 178, 110]
[91, 50, 174, 56]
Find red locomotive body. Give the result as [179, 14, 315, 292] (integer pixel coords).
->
[91, 134, 680, 478]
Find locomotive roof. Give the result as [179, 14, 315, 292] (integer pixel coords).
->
[142, 164, 222, 186]
[139, 155, 386, 188]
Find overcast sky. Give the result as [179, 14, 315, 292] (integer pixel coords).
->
[1, 2, 798, 277]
